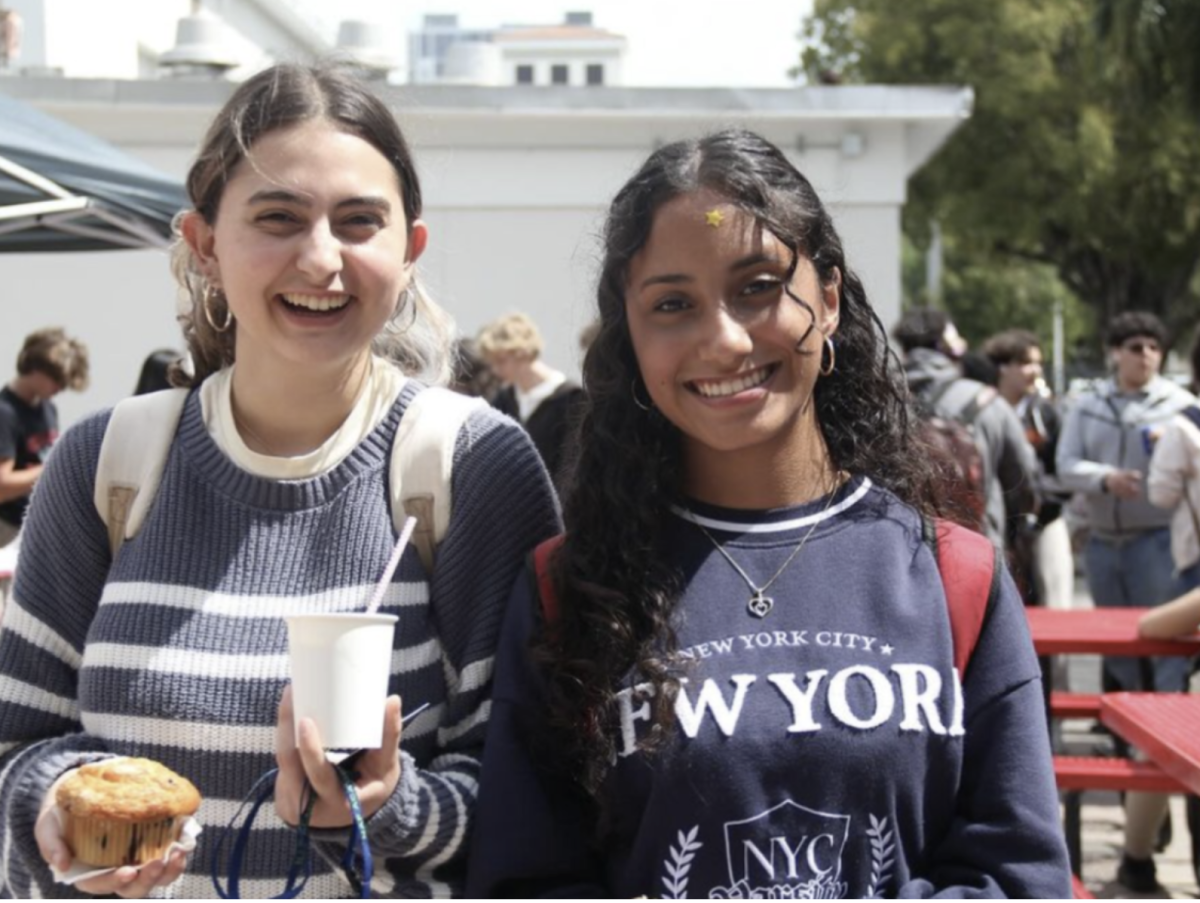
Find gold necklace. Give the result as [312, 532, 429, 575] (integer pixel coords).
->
[231, 405, 280, 456]
[686, 474, 843, 618]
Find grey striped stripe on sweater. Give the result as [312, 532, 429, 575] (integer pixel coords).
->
[0, 380, 560, 898]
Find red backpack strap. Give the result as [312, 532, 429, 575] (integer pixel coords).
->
[533, 535, 565, 623]
[923, 517, 997, 678]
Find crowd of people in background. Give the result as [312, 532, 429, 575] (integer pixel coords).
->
[888, 305, 1200, 894]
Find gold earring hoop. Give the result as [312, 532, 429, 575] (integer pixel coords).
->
[384, 287, 417, 336]
[819, 336, 836, 376]
[203, 285, 233, 334]
[631, 378, 653, 412]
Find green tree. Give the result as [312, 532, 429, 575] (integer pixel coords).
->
[1096, 0, 1200, 118]
[902, 236, 1094, 364]
[803, 0, 1200, 343]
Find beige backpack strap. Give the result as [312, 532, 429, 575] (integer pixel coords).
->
[94, 388, 189, 558]
[390, 387, 487, 574]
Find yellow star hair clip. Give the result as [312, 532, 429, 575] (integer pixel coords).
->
[705, 208, 725, 228]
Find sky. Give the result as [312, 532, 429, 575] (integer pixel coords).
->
[329, 0, 814, 88]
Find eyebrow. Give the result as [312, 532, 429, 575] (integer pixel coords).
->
[246, 189, 392, 212]
[636, 253, 784, 292]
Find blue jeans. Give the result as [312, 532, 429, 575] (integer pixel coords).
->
[1085, 528, 1190, 691]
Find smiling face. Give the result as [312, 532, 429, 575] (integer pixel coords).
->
[625, 190, 839, 478]
[182, 119, 426, 380]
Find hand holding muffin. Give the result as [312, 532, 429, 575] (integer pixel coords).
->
[35, 758, 197, 897]
[274, 685, 404, 828]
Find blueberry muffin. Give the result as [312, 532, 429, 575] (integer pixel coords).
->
[56, 758, 201, 868]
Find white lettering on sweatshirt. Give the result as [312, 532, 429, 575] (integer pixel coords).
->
[614, 663, 964, 751]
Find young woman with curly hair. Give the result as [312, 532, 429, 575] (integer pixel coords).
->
[468, 129, 1069, 898]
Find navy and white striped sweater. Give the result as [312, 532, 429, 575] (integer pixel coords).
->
[0, 381, 560, 898]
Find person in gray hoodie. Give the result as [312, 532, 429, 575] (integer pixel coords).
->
[894, 308, 1038, 551]
[1057, 310, 1198, 893]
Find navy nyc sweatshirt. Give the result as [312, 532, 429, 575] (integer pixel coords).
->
[468, 478, 1071, 899]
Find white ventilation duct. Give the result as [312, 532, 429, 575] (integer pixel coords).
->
[159, 10, 237, 77]
[335, 20, 398, 79]
[442, 41, 501, 86]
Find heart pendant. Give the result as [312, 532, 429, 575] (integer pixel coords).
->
[748, 592, 774, 618]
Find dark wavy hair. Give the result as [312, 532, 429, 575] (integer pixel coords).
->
[536, 129, 943, 800]
[1105, 311, 1168, 349]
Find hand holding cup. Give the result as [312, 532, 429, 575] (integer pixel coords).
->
[274, 686, 404, 828]
[275, 518, 417, 827]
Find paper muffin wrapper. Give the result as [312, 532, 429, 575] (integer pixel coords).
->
[65, 814, 181, 868]
[52, 814, 201, 886]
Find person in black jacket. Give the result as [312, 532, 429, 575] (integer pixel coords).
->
[478, 312, 584, 491]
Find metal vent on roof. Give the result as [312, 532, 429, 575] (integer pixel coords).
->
[564, 12, 594, 26]
[442, 41, 501, 85]
[335, 20, 398, 79]
[158, 11, 237, 77]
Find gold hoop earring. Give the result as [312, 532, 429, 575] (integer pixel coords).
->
[384, 287, 416, 336]
[819, 336, 836, 376]
[203, 285, 233, 334]
[631, 378, 653, 412]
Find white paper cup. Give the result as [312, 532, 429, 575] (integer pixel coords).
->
[285, 613, 397, 749]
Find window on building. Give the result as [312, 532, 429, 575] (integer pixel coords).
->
[516, 64, 534, 85]
[551, 64, 569, 85]
[586, 64, 604, 86]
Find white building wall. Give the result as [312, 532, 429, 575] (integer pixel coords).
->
[502, 47, 623, 87]
[0, 85, 969, 427]
[2, 248, 184, 426]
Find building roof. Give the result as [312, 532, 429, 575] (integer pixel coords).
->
[495, 26, 624, 42]
[0, 78, 972, 177]
[0, 76, 971, 120]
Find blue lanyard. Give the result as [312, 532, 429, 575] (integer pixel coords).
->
[210, 704, 428, 898]
[211, 763, 371, 899]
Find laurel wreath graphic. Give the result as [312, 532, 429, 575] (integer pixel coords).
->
[865, 814, 895, 899]
[661, 825, 703, 899]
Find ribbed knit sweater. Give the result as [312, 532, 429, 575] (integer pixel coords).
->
[0, 381, 560, 898]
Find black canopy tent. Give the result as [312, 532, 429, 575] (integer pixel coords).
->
[0, 92, 187, 252]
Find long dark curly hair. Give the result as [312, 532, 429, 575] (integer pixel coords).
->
[536, 129, 943, 801]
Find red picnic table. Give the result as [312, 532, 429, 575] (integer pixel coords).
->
[1025, 607, 1200, 657]
[1101, 693, 1200, 796]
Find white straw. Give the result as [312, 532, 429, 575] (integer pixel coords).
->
[401, 701, 431, 724]
[366, 516, 417, 614]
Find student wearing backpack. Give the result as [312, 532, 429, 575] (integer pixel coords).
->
[467, 130, 1069, 898]
[1058, 311, 1197, 893]
[982, 329, 1073, 612]
[893, 308, 1039, 552]
[0, 64, 559, 898]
